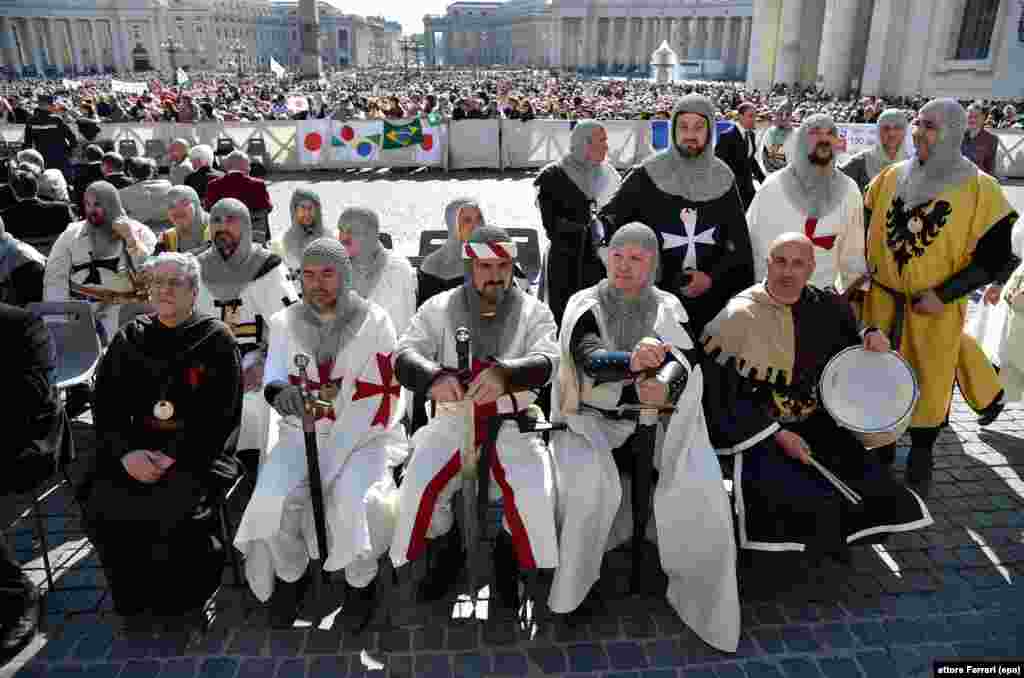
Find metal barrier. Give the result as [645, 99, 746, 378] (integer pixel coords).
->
[2, 122, 1022, 178]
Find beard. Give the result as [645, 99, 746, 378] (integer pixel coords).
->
[214, 234, 239, 260]
[678, 142, 706, 158]
[86, 210, 106, 226]
[476, 281, 508, 305]
[808, 142, 833, 166]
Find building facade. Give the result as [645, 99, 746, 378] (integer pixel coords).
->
[423, 0, 754, 80]
[0, 0, 400, 77]
[748, 0, 1021, 99]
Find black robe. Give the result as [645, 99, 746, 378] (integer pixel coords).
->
[416, 269, 462, 309]
[534, 164, 606, 327]
[83, 312, 242, 617]
[701, 286, 932, 553]
[599, 167, 754, 335]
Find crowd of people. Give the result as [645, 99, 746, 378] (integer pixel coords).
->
[0, 67, 1020, 667]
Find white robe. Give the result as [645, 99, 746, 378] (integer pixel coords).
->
[746, 171, 865, 292]
[967, 221, 1024, 366]
[549, 288, 740, 654]
[389, 287, 561, 572]
[363, 250, 418, 418]
[233, 302, 409, 600]
[197, 263, 298, 456]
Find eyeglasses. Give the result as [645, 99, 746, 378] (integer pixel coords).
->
[149, 276, 190, 291]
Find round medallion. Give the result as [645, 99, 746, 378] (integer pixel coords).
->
[153, 400, 175, 421]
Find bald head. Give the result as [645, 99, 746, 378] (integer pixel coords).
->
[766, 232, 816, 304]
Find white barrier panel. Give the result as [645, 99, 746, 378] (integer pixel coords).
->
[997, 130, 1024, 179]
[448, 119, 500, 169]
[500, 119, 647, 170]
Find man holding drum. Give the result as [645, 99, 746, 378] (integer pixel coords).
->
[701, 233, 933, 562]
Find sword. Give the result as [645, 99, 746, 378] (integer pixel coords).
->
[293, 353, 333, 620]
[454, 327, 483, 603]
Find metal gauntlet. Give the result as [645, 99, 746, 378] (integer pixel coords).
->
[582, 350, 633, 384]
[656, 360, 688, 404]
[497, 354, 553, 391]
[395, 349, 444, 396]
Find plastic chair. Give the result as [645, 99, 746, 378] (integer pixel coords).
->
[251, 208, 271, 245]
[246, 136, 269, 167]
[506, 228, 541, 285]
[117, 138, 139, 160]
[417, 229, 449, 258]
[27, 302, 103, 393]
[215, 136, 236, 157]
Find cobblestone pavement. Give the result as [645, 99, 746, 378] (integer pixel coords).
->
[3, 172, 1024, 678]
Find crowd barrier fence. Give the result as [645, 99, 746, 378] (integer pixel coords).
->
[1, 120, 1023, 179]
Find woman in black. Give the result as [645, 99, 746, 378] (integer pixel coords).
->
[82, 252, 242, 629]
[534, 120, 620, 327]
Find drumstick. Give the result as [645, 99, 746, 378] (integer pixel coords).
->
[808, 457, 862, 505]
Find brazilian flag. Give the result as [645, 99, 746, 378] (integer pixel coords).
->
[382, 119, 424, 150]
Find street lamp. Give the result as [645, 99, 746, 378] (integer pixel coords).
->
[228, 39, 245, 77]
[160, 36, 185, 72]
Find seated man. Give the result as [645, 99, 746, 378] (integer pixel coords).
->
[0, 164, 74, 250]
[43, 181, 156, 343]
[197, 199, 298, 461]
[119, 157, 171, 230]
[204, 151, 273, 244]
[270, 187, 329, 278]
[233, 239, 408, 632]
[184, 145, 223, 204]
[550, 223, 738, 652]
[155, 186, 210, 254]
[701, 233, 933, 560]
[100, 152, 133, 190]
[417, 198, 484, 308]
[0, 215, 46, 306]
[390, 226, 559, 611]
[338, 207, 415, 337]
[82, 252, 242, 629]
[0, 301, 61, 662]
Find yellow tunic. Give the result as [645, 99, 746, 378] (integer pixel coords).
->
[862, 165, 1015, 427]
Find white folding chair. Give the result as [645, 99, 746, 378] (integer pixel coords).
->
[26, 301, 103, 395]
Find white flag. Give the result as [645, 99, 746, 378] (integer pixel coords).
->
[270, 57, 285, 78]
[176, 68, 189, 86]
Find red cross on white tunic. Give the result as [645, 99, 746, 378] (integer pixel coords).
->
[353, 352, 402, 427]
[804, 217, 836, 250]
[288, 359, 339, 421]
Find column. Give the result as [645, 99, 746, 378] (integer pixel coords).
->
[0, 17, 20, 76]
[639, 16, 650, 69]
[108, 19, 122, 72]
[664, 17, 675, 52]
[721, 17, 737, 72]
[68, 20, 83, 75]
[45, 18, 62, 75]
[606, 18, 617, 71]
[772, 0, 803, 85]
[619, 18, 631, 69]
[861, 0, 906, 95]
[88, 20, 102, 72]
[24, 19, 44, 76]
[149, 18, 162, 71]
[581, 14, 593, 71]
[817, 0, 864, 96]
[687, 16, 700, 60]
[746, 0, 780, 89]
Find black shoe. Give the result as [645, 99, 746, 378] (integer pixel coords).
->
[565, 587, 606, 628]
[977, 393, 1006, 426]
[63, 384, 92, 419]
[876, 444, 896, 467]
[417, 531, 465, 603]
[268, 577, 302, 628]
[492, 530, 521, 611]
[339, 581, 377, 634]
[0, 586, 38, 663]
[905, 447, 934, 496]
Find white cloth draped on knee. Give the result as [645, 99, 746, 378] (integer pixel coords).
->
[233, 302, 408, 601]
[550, 289, 740, 654]
[967, 220, 1024, 367]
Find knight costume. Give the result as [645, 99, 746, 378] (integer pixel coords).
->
[599, 94, 753, 335]
[197, 199, 299, 456]
[840, 109, 912, 194]
[550, 223, 740, 653]
[233, 238, 408, 630]
[417, 198, 484, 307]
[747, 114, 867, 292]
[270, 187, 330, 277]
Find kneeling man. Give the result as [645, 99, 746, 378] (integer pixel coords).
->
[233, 238, 409, 632]
[390, 226, 560, 610]
[701, 233, 933, 559]
[551, 223, 739, 653]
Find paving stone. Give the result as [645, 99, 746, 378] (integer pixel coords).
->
[743, 661, 784, 678]
[385, 654, 412, 678]
[778, 626, 820, 653]
[816, 656, 860, 678]
[640, 671, 677, 678]
[644, 639, 684, 668]
[606, 641, 648, 670]
[713, 663, 747, 678]
[273, 658, 306, 678]
[622, 614, 657, 638]
[307, 655, 348, 678]
[589, 613, 622, 640]
[236, 658, 277, 678]
[492, 651, 528, 676]
[750, 628, 785, 655]
[267, 630, 306, 657]
[414, 624, 446, 651]
[71, 627, 114, 661]
[82, 664, 125, 677]
[678, 670, 717, 678]
[444, 625, 478, 652]
[813, 624, 856, 650]
[565, 643, 609, 673]
[452, 652, 490, 678]
[777, 658, 823, 678]
[378, 628, 411, 653]
[883, 618, 924, 645]
[119, 660, 165, 678]
[226, 630, 267, 656]
[482, 620, 518, 646]
[198, 657, 240, 678]
[413, 653, 452, 678]
[159, 658, 199, 678]
[302, 630, 340, 655]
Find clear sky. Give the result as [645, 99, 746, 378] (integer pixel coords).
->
[324, 0, 452, 36]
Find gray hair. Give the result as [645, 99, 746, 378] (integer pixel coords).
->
[967, 102, 987, 117]
[143, 251, 202, 291]
[37, 169, 69, 201]
[16, 148, 44, 171]
[223, 149, 250, 173]
[189, 144, 214, 167]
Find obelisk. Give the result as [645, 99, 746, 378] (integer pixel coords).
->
[300, 0, 322, 79]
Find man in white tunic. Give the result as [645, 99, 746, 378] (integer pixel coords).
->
[43, 181, 156, 343]
[234, 238, 408, 632]
[389, 226, 560, 610]
[747, 114, 865, 292]
[197, 199, 299, 458]
[337, 206, 416, 337]
[550, 223, 739, 652]
[270, 187, 330, 278]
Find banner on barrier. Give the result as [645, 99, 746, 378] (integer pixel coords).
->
[297, 117, 443, 166]
[111, 80, 148, 95]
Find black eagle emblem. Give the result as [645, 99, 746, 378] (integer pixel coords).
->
[885, 197, 953, 274]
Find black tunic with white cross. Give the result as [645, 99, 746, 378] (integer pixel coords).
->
[598, 166, 754, 335]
